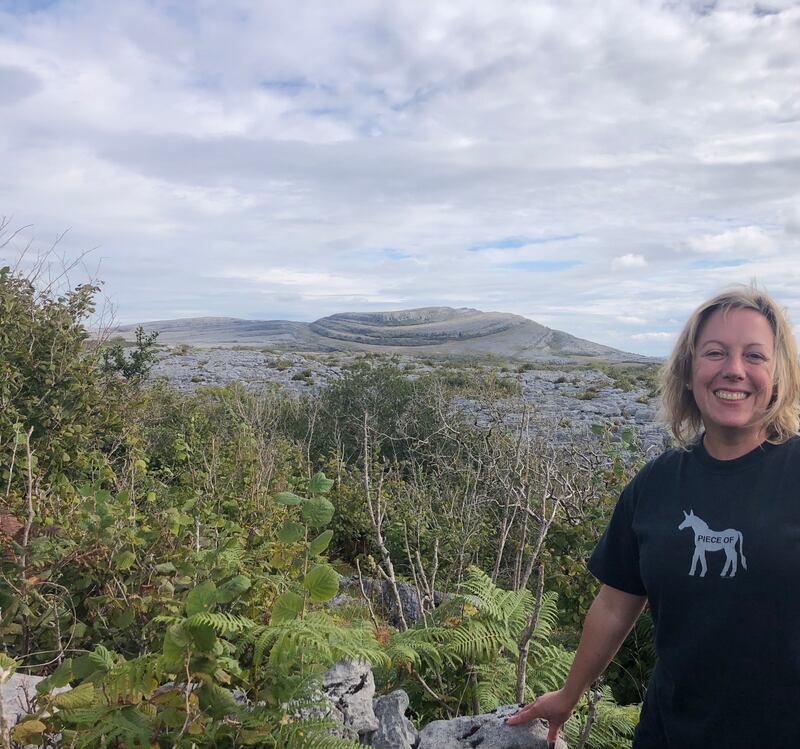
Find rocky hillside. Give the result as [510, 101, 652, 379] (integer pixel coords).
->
[114, 307, 650, 363]
[146, 348, 666, 455]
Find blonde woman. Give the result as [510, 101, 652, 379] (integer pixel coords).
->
[508, 287, 800, 748]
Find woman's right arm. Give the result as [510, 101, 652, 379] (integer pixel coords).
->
[506, 584, 646, 744]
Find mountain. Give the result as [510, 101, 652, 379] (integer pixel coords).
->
[113, 307, 649, 362]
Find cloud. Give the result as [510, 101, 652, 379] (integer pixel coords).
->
[688, 227, 778, 256]
[611, 254, 647, 270]
[631, 331, 675, 341]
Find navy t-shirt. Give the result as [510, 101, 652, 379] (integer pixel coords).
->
[589, 437, 800, 748]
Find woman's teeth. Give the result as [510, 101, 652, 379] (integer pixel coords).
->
[715, 390, 748, 401]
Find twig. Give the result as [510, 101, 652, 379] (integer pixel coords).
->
[355, 559, 379, 631]
[516, 563, 545, 702]
[575, 681, 602, 749]
[19, 428, 35, 578]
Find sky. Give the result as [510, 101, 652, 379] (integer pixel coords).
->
[1, 0, 799, 356]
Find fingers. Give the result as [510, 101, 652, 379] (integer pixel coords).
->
[505, 700, 562, 747]
[547, 720, 562, 748]
[505, 700, 541, 725]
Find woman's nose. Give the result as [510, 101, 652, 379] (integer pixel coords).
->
[722, 353, 746, 379]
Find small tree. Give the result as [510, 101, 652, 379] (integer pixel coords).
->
[102, 326, 160, 382]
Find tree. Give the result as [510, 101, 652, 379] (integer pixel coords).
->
[102, 326, 160, 382]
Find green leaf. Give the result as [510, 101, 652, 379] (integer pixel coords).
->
[113, 550, 136, 570]
[308, 471, 334, 495]
[155, 562, 177, 574]
[271, 591, 304, 623]
[278, 521, 304, 544]
[54, 682, 95, 709]
[0, 653, 19, 675]
[163, 624, 190, 662]
[303, 564, 339, 602]
[185, 580, 217, 616]
[275, 491, 303, 506]
[88, 644, 115, 673]
[308, 529, 334, 556]
[71, 654, 95, 680]
[215, 575, 251, 604]
[113, 608, 135, 628]
[301, 496, 335, 528]
[190, 623, 216, 651]
[12, 720, 46, 740]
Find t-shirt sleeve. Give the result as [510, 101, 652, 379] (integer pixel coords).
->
[588, 483, 647, 597]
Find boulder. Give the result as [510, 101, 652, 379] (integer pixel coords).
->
[340, 576, 442, 627]
[371, 690, 419, 749]
[418, 704, 568, 749]
[322, 660, 379, 738]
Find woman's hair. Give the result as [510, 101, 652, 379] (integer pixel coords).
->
[660, 285, 800, 447]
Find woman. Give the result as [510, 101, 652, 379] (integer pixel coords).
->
[508, 287, 800, 748]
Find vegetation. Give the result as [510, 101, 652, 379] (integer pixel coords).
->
[0, 264, 652, 748]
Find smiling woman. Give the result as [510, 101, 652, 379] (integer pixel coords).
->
[508, 286, 800, 748]
[660, 287, 800, 456]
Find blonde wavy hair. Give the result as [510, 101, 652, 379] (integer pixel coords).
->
[660, 286, 800, 447]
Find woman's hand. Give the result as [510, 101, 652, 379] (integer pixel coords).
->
[505, 688, 575, 746]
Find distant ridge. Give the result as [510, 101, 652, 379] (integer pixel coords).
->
[114, 307, 650, 362]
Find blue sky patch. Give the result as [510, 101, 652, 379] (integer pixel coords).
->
[690, 258, 748, 269]
[4, 0, 60, 12]
[504, 260, 581, 273]
[383, 248, 411, 261]
[468, 234, 580, 252]
[261, 78, 313, 96]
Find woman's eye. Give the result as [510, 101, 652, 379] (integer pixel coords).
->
[746, 352, 766, 362]
[704, 350, 724, 359]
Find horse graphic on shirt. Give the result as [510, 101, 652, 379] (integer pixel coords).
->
[678, 510, 747, 577]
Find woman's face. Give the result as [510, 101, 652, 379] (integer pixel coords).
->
[690, 307, 776, 455]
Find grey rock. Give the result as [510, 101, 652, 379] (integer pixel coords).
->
[418, 704, 569, 749]
[1, 672, 71, 734]
[323, 660, 379, 738]
[371, 690, 419, 749]
[340, 576, 442, 627]
[2, 673, 43, 728]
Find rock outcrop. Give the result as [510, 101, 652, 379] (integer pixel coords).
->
[316, 661, 563, 749]
[322, 660, 380, 740]
[371, 690, 419, 749]
[418, 703, 568, 749]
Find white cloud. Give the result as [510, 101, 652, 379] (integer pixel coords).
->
[611, 254, 647, 270]
[631, 332, 675, 341]
[688, 227, 778, 256]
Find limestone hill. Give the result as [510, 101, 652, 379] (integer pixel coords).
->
[114, 307, 648, 362]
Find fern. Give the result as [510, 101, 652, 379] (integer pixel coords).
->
[443, 618, 518, 662]
[83, 707, 154, 748]
[562, 686, 638, 749]
[244, 612, 388, 672]
[526, 642, 573, 696]
[382, 625, 449, 670]
[184, 611, 255, 634]
[473, 658, 517, 710]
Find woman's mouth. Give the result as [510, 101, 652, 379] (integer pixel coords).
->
[714, 390, 749, 401]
